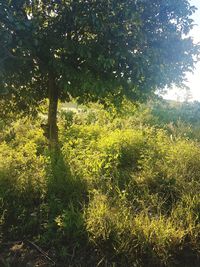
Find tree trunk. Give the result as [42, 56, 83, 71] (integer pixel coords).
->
[47, 74, 58, 149]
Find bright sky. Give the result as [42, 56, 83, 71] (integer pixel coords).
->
[164, 0, 200, 101]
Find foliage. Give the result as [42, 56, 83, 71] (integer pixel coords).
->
[0, 0, 199, 109]
[0, 100, 200, 266]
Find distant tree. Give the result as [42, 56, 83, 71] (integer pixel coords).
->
[0, 0, 199, 146]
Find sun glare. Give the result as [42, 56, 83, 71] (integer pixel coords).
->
[164, 0, 200, 101]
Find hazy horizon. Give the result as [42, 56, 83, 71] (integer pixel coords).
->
[164, 0, 200, 101]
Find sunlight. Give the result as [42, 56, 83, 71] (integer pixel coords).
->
[164, 0, 200, 101]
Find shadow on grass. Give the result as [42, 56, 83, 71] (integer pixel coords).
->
[47, 146, 87, 205]
[42, 146, 89, 263]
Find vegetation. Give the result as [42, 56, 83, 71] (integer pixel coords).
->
[1, 1, 200, 266]
[0, 99, 200, 266]
[0, 0, 199, 145]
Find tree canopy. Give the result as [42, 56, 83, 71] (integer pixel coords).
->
[0, 0, 199, 143]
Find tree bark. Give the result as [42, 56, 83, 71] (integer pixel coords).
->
[47, 74, 58, 148]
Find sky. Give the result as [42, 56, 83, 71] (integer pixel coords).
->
[164, 0, 200, 101]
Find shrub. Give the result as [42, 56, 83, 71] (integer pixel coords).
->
[1, 101, 200, 266]
[0, 140, 47, 238]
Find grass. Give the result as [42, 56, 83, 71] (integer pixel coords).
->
[0, 99, 200, 266]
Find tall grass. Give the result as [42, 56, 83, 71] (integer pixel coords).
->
[0, 100, 200, 266]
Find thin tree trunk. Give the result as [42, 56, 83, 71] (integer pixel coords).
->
[47, 74, 58, 148]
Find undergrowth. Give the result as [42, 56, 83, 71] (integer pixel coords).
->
[0, 100, 200, 266]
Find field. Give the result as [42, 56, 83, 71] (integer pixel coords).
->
[0, 99, 200, 266]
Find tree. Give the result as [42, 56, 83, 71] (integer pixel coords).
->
[0, 0, 199, 146]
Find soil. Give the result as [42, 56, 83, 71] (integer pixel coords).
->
[0, 241, 55, 267]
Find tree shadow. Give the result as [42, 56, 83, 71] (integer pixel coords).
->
[46, 145, 88, 210]
[43, 146, 88, 257]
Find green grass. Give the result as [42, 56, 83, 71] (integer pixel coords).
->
[0, 99, 200, 266]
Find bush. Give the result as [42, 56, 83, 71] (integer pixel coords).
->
[0, 141, 47, 238]
[1, 101, 200, 266]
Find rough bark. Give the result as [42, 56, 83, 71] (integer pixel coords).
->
[47, 74, 58, 148]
